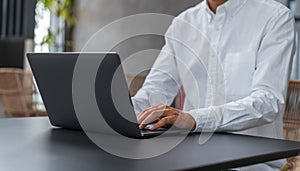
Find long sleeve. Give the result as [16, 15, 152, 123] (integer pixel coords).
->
[131, 28, 182, 115]
[189, 9, 296, 132]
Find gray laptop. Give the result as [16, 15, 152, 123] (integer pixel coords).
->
[27, 53, 176, 138]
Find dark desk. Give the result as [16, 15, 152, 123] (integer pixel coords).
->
[1, 117, 300, 171]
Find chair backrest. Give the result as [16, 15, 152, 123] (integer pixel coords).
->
[126, 74, 185, 109]
[283, 80, 300, 141]
[126, 74, 146, 97]
[0, 68, 35, 117]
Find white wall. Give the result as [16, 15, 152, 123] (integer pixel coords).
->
[73, 0, 202, 74]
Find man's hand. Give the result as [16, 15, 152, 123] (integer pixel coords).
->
[137, 104, 196, 131]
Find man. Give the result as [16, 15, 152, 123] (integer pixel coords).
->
[132, 0, 295, 170]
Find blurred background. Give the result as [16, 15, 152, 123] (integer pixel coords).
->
[0, 0, 299, 120]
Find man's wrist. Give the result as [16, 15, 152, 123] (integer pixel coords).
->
[187, 108, 215, 133]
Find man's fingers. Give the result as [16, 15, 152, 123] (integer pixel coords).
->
[150, 116, 176, 130]
[138, 106, 195, 131]
[137, 104, 166, 124]
[139, 110, 165, 129]
[137, 106, 154, 123]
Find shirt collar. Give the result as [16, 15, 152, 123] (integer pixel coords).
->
[203, 0, 247, 18]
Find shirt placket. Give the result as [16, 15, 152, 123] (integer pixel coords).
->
[212, 8, 226, 53]
[204, 9, 226, 108]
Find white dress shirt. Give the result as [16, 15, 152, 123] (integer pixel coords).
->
[133, 0, 295, 154]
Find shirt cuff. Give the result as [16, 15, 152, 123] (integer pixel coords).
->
[187, 107, 222, 133]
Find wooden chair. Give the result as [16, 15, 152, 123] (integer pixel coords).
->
[126, 74, 185, 109]
[0, 68, 47, 117]
[281, 81, 300, 171]
[126, 74, 146, 97]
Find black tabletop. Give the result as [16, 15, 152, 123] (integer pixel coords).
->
[1, 117, 300, 171]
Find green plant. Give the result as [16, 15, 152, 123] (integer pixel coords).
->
[37, 0, 76, 51]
